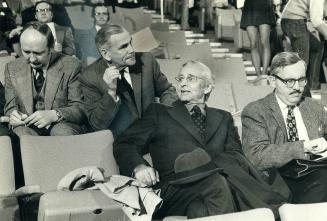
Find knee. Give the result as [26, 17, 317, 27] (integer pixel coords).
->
[50, 123, 82, 136]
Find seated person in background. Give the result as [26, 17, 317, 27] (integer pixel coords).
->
[76, 4, 109, 65]
[5, 21, 84, 137]
[35, 1, 76, 56]
[114, 60, 288, 219]
[79, 24, 177, 137]
[242, 52, 327, 203]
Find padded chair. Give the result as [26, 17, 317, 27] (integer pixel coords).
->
[19, 130, 127, 221]
[0, 136, 20, 221]
[163, 208, 275, 221]
[279, 203, 327, 221]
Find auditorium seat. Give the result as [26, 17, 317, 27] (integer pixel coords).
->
[0, 136, 20, 221]
[163, 208, 275, 221]
[279, 203, 327, 221]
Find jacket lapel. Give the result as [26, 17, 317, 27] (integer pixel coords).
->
[299, 99, 318, 139]
[15, 62, 33, 114]
[265, 92, 288, 139]
[205, 107, 224, 143]
[45, 53, 64, 109]
[167, 101, 203, 144]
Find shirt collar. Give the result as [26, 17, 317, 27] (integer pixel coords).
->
[185, 103, 206, 115]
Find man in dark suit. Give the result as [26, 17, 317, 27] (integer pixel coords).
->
[114, 60, 288, 219]
[242, 52, 327, 203]
[76, 4, 109, 66]
[79, 24, 177, 137]
[5, 21, 84, 137]
[35, 1, 75, 56]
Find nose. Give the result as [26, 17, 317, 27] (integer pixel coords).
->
[127, 44, 134, 54]
[293, 80, 300, 90]
[29, 53, 37, 63]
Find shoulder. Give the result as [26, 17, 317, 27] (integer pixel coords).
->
[6, 57, 27, 72]
[243, 94, 271, 114]
[136, 52, 155, 63]
[58, 54, 80, 67]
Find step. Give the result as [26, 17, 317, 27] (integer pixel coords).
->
[243, 61, 252, 66]
[185, 33, 205, 38]
[212, 53, 243, 58]
[210, 42, 222, 47]
[211, 48, 229, 53]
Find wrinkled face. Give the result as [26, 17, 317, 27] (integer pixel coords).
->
[273, 61, 306, 106]
[101, 30, 136, 68]
[176, 64, 212, 103]
[35, 2, 53, 23]
[20, 28, 51, 70]
[94, 6, 109, 27]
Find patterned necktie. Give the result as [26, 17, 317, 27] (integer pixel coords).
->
[286, 105, 299, 142]
[34, 69, 45, 94]
[191, 105, 206, 140]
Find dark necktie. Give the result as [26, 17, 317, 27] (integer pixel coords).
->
[191, 105, 206, 140]
[34, 69, 45, 94]
[117, 69, 135, 101]
[286, 105, 299, 142]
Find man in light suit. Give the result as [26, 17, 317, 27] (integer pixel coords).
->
[5, 21, 84, 137]
[114, 60, 288, 219]
[242, 51, 327, 203]
[35, 1, 75, 56]
[79, 24, 177, 137]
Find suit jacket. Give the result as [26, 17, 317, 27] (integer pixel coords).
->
[242, 92, 327, 172]
[114, 100, 243, 180]
[4, 52, 84, 124]
[75, 26, 99, 65]
[79, 52, 178, 132]
[55, 24, 76, 56]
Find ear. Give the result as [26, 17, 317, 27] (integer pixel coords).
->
[203, 84, 213, 95]
[99, 48, 111, 62]
[268, 75, 276, 88]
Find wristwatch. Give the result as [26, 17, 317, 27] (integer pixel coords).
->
[55, 110, 63, 122]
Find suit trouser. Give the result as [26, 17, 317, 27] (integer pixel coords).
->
[154, 173, 235, 219]
[283, 168, 327, 203]
[281, 19, 324, 90]
[13, 122, 83, 137]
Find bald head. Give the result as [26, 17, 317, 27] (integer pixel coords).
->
[20, 25, 52, 69]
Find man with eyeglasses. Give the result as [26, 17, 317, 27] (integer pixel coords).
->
[34, 1, 75, 56]
[76, 4, 110, 65]
[242, 51, 327, 203]
[79, 24, 177, 137]
[113, 60, 288, 219]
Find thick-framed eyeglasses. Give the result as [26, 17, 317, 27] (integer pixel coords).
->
[273, 74, 307, 88]
[95, 12, 109, 16]
[36, 8, 51, 13]
[175, 74, 203, 83]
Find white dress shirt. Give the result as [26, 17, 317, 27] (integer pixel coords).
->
[276, 94, 309, 141]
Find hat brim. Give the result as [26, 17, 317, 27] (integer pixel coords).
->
[169, 163, 224, 185]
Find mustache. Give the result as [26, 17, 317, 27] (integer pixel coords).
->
[290, 90, 302, 95]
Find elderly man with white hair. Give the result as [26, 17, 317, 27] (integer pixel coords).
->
[114, 60, 288, 219]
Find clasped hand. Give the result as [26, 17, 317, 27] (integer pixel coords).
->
[9, 110, 58, 128]
[133, 164, 160, 187]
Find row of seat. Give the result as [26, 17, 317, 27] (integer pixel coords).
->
[2, 130, 327, 221]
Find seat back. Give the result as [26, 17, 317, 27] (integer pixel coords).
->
[164, 208, 275, 221]
[0, 136, 15, 195]
[20, 130, 119, 192]
[279, 203, 327, 221]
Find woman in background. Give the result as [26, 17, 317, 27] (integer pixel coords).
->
[241, 0, 279, 82]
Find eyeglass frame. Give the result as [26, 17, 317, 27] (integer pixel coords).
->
[272, 74, 307, 88]
[95, 12, 109, 16]
[175, 74, 205, 83]
[35, 8, 51, 13]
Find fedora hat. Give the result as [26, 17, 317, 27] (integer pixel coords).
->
[169, 148, 223, 185]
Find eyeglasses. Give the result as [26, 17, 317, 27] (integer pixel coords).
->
[36, 8, 51, 13]
[175, 74, 203, 83]
[273, 74, 307, 88]
[95, 12, 109, 16]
